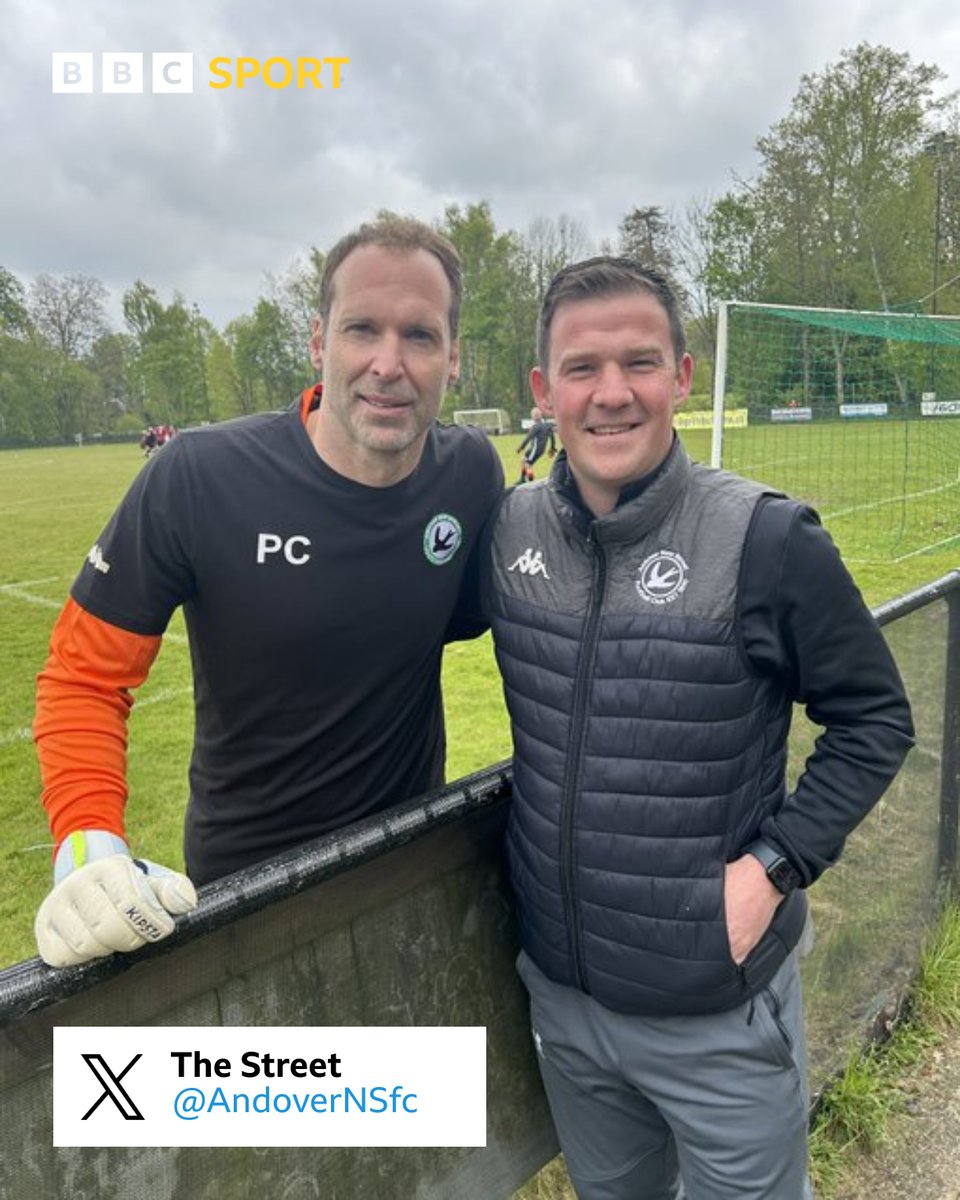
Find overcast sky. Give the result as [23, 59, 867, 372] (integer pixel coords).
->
[2, 0, 958, 329]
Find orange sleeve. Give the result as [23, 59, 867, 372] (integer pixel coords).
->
[34, 597, 163, 848]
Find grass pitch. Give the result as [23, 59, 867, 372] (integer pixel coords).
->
[0, 430, 956, 967]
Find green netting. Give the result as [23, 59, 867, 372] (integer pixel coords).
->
[758, 305, 960, 347]
[716, 302, 960, 561]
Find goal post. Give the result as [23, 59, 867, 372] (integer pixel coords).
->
[452, 407, 511, 435]
[710, 300, 960, 560]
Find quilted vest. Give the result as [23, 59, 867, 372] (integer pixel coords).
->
[489, 442, 808, 1015]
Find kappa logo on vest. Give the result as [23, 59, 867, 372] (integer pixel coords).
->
[423, 513, 462, 566]
[636, 549, 689, 605]
[508, 548, 550, 579]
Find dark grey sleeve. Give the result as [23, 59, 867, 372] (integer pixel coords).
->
[739, 498, 915, 885]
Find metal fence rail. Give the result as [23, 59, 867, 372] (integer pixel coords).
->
[1, 571, 958, 1198]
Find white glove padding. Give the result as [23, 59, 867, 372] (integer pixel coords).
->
[35, 830, 197, 968]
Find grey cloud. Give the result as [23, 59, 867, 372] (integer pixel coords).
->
[1, 0, 957, 327]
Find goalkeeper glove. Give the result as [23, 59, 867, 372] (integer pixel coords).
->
[35, 830, 197, 968]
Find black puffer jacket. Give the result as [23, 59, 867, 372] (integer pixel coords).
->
[489, 442, 810, 1015]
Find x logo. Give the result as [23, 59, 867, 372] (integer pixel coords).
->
[81, 1053, 144, 1121]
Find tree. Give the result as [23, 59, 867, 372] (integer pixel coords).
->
[754, 43, 950, 311]
[618, 207, 677, 277]
[29, 273, 109, 359]
[86, 332, 138, 421]
[123, 283, 211, 425]
[228, 298, 309, 415]
[204, 330, 243, 421]
[269, 248, 325, 350]
[441, 202, 525, 415]
[0, 267, 30, 337]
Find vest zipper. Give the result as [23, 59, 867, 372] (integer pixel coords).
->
[561, 529, 607, 992]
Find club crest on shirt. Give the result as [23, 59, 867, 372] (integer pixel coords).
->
[423, 513, 463, 566]
[636, 549, 689, 605]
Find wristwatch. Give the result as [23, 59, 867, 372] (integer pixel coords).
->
[743, 839, 802, 895]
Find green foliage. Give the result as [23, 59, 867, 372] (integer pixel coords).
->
[809, 904, 960, 1196]
[441, 201, 534, 421]
[227, 297, 310, 415]
[0, 266, 30, 337]
[701, 43, 955, 323]
[122, 283, 214, 426]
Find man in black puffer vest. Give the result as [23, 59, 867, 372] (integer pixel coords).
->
[485, 258, 914, 1199]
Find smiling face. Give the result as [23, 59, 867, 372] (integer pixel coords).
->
[308, 244, 460, 486]
[531, 288, 693, 516]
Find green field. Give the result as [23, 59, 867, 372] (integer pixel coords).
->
[0, 431, 956, 967]
[718, 417, 960, 562]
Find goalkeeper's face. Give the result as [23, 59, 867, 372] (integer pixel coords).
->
[530, 290, 693, 517]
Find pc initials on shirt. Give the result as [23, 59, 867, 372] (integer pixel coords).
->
[255, 533, 312, 565]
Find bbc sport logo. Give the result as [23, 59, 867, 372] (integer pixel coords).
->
[51, 53, 350, 94]
[52, 53, 194, 93]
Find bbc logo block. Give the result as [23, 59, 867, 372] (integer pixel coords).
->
[52, 53, 194, 94]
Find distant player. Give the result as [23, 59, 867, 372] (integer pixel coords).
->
[516, 406, 556, 484]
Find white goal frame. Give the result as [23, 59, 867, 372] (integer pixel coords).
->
[452, 408, 511, 435]
[710, 299, 960, 467]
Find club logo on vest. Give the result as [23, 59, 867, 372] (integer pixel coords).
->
[636, 549, 689, 605]
[423, 513, 462, 566]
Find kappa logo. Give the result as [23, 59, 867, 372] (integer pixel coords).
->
[423, 513, 462, 566]
[508, 548, 550, 579]
[635, 549, 689, 605]
[87, 543, 111, 575]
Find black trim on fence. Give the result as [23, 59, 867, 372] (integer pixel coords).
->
[0, 761, 513, 1023]
[872, 570, 960, 627]
[939, 583, 960, 888]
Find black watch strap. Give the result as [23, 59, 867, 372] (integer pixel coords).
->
[744, 839, 802, 895]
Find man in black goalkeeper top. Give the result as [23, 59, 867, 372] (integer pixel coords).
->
[516, 406, 556, 483]
[33, 216, 504, 969]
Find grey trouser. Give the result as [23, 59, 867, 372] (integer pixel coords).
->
[518, 950, 813, 1199]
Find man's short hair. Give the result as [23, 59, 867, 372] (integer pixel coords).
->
[537, 256, 686, 370]
[320, 214, 463, 338]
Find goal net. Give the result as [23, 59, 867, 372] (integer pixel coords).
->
[452, 408, 511, 435]
[711, 301, 960, 560]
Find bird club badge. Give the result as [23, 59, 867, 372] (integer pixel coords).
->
[635, 549, 690, 605]
[423, 513, 463, 566]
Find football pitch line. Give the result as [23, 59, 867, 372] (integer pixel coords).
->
[0, 578, 188, 645]
[821, 478, 960, 521]
[0, 727, 33, 748]
[0, 577, 70, 611]
[1, 685, 194, 750]
[892, 531, 960, 562]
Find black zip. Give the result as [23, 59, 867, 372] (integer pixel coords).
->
[560, 527, 607, 992]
